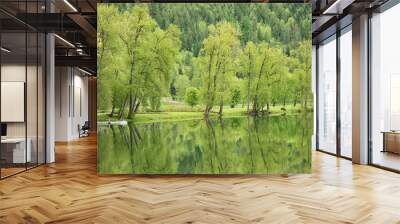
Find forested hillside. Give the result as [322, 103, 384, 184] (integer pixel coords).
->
[148, 4, 310, 55]
[98, 3, 312, 121]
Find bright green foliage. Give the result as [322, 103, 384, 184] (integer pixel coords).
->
[98, 5, 181, 118]
[174, 74, 190, 100]
[294, 40, 313, 109]
[198, 21, 240, 116]
[230, 88, 241, 108]
[97, 4, 120, 111]
[148, 4, 310, 55]
[184, 87, 200, 108]
[97, 4, 312, 120]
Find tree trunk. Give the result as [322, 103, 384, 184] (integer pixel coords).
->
[246, 52, 253, 114]
[251, 96, 258, 115]
[128, 93, 135, 119]
[204, 106, 209, 117]
[204, 49, 215, 118]
[252, 55, 267, 115]
[204, 105, 212, 117]
[218, 100, 224, 116]
[126, 51, 136, 119]
[134, 102, 140, 113]
[118, 95, 129, 120]
[109, 104, 115, 117]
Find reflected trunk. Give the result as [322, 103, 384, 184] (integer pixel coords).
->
[98, 114, 312, 174]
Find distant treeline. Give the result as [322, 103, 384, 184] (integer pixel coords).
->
[98, 4, 312, 119]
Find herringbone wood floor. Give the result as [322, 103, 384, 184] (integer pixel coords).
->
[1, 135, 400, 224]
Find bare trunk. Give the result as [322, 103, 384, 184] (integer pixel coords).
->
[204, 105, 212, 117]
[134, 102, 140, 113]
[127, 94, 134, 119]
[246, 52, 253, 114]
[251, 106, 256, 115]
[109, 104, 115, 117]
[252, 55, 267, 115]
[118, 95, 129, 120]
[204, 49, 215, 118]
[218, 100, 223, 116]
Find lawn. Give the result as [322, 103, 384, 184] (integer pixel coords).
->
[98, 102, 311, 123]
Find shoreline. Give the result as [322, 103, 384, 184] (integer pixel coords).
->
[98, 110, 313, 125]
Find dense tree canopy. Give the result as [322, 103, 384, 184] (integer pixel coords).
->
[148, 4, 311, 56]
[98, 3, 312, 120]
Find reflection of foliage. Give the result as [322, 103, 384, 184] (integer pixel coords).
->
[98, 114, 312, 174]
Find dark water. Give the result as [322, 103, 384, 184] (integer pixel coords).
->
[98, 114, 313, 174]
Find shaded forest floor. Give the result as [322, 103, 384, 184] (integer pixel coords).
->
[98, 104, 312, 123]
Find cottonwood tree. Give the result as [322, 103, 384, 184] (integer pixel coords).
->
[293, 40, 312, 110]
[118, 6, 157, 118]
[240, 43, 287, 115]
[185, 87, 200, 108]
[198, 22, 240, 117]
[97, 4, 119, 111]
[252, 44, 287, 114]
[239, 42, 256, 114]
[143, 25, 181, 111]
[115, 6, 181, 117]
[97, 4, 312, 120]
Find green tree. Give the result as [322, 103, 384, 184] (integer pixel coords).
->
[230, 88, 241, 108]
[144, 25, 181, 111]
[199, 21, 240, 117]
[97, 4, 120, 112]
[293, 40, 312, 110]
[251, 44, 287, 114]
[185, 87, 200, 108]
[97, 4, 312, 120]
[104, 5, 182, 117]
[174, 75, 190, 100]
[239, 42, 256, 113]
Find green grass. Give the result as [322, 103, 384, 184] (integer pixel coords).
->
[98, 103, 311, 123]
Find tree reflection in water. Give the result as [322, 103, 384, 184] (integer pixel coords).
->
[98, 114, 312, 174]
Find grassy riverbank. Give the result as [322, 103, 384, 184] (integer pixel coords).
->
[98, 104, 311, 123]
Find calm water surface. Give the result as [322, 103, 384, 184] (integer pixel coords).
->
[98, 114, 312, 174]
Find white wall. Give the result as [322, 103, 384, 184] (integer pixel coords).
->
[1, 63, 46, 164]
[55, 67, 89, 141]
[1, 65, 26, 138]
[55, 67, 70, 141]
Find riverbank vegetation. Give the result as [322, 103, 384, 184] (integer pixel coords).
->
[98, 4, 312, 121]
